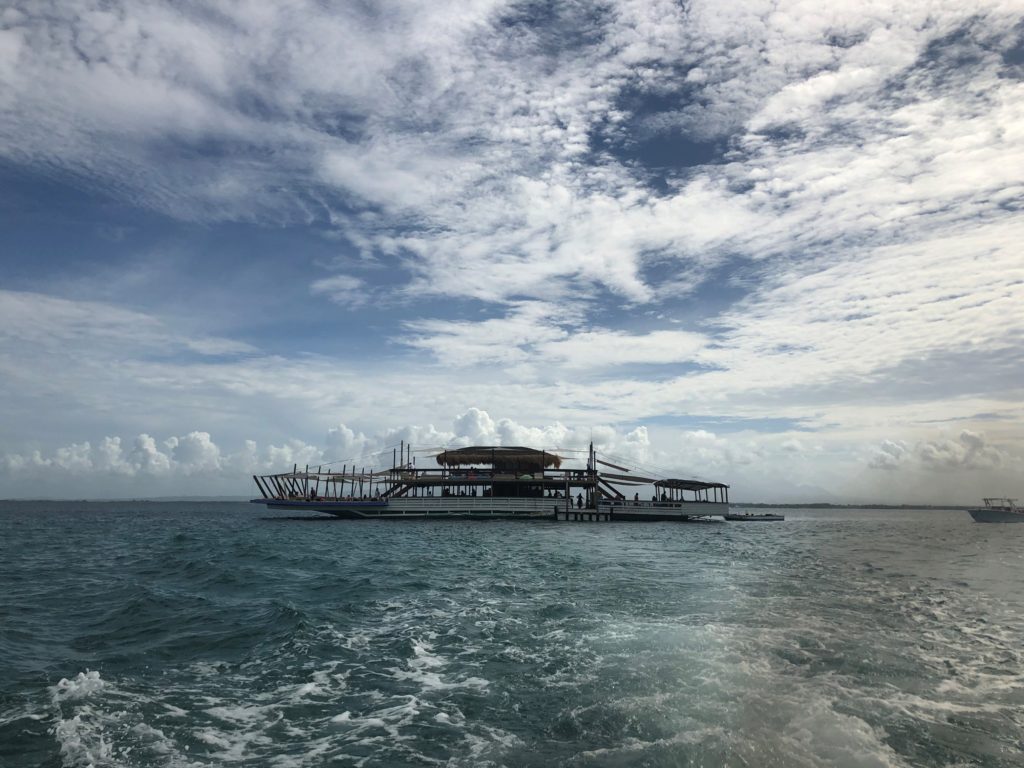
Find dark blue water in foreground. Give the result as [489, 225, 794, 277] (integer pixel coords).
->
[1, 503, 1023, 767]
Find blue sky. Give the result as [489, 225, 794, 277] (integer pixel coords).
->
[1, 1, 1022, 502]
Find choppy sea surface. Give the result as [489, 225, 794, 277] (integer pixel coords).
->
[1, 502, 1023, 768]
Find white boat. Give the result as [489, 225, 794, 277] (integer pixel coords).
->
[967, 498, 1023, 523]
[723, 512, 785, 522]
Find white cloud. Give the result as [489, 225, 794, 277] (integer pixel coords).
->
[323, 424, 372, 464]
[452, 408, 496, 445]
[868, 430, 1013, 473]
[918, 430, 1009, 472]
[167, 431, 222, 474]
[868, 440, 909, 471]
[310, 275, 367, 307]
[129, 434, 173, 474]
[2, 409, 1020, 504]
[0, 289, 257, 359]
[1, 2, 1022, 503]
[401, 301, 576, 368]
[538, 329, 709, 369]
[185, 338, 257, 356]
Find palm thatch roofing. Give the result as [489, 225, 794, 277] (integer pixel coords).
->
[435, 446, 563, 471]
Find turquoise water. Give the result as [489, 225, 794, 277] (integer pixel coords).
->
[1, 502, 1022, 767]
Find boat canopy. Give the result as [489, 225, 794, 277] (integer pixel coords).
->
[654, 478, 729, 491]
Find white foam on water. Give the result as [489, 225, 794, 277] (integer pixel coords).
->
[0, 699, 52, 728]
[388, 664, 491, 692]
[54, 670, 106, 702]
[329, 711, 386, 728]
[779, 699, 909, 768]
[203, 703, 276, 725]
[129, 723, 173, 755]
[410, 637, 445, 671]
[285, 681, 325, 701]
[194, 728, 232, 748]
[53, 713, 114, 767]
[576, 728, 726, 760]
[188, 716, 276, 763]
[380, 636, 491, 693]
[50, 671, 119, 768]
[327, 694, 430, 747]
[867, 689, 1004, 722]
[30, 530, 1024, 768]
[457, 724, 524, 764]
[564, 616, 923, 768]
[48, 669, 207, 768]
[937, 672, 1024, 696]
[185, 660, 230, 678]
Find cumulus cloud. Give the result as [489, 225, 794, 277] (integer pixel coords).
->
[452, 408, 497, 445]
[869, 440, 910, 471]
[0, 430, 330, 485]
[128, 434, 173, 474]
[869, 430, 1012, 473]
[0, 410, 717, 490]
[3, 410, 1020, 503]
[167, 432, 222, 474]
[918, 430, 1008, 472]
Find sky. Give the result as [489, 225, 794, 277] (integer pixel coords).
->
[1, 0, 1022, 503]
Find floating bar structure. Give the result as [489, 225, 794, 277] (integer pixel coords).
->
[251, 443, 733, 522]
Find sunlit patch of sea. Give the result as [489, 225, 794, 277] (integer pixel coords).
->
[1, 502, 1022, 766]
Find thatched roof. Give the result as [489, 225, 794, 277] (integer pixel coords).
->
[435, 446, 563, 470]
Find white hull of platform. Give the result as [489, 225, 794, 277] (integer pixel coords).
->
[599, 500, 728, 521]
[258, 496, 562, 519]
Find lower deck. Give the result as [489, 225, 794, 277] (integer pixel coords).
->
[254, 496, 730, 521]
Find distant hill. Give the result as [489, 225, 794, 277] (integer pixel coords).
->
[0, 496, 252, 503]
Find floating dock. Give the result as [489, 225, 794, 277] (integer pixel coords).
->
[251, 443, 734, 522]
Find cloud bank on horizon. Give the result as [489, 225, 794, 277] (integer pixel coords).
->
[1, 0, 1022, 502]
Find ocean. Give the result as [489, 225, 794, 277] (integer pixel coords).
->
[1, 502, 1022, 767]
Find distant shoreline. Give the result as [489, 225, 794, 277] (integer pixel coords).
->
[1, 498, 971, 509]
[731, 502, 969, 510]
[0, 496, 252, 503]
